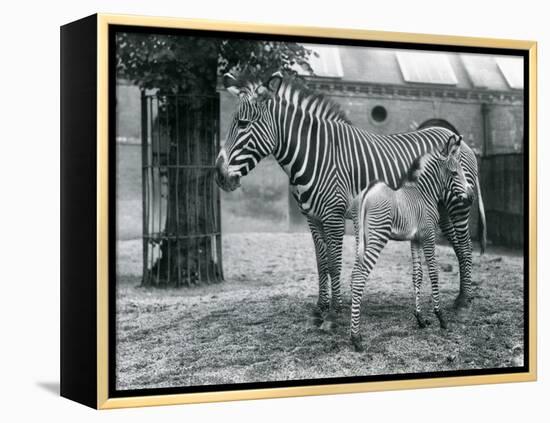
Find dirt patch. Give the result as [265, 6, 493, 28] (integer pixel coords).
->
[116, 233, 524, 390]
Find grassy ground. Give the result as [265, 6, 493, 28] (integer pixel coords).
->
[116, 233, 524, 390]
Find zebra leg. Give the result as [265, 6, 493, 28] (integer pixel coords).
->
[307, 217, 331, 317]
[450, 208, 474, 309]
[411, 241, 429, 328]
[439, 198, 473, 309]
[422, 236, 447, 329]
[438, 204, 465, 308]
[453, 212, 473, 309]
[350, 233, 388, 352]
[324, 215, 346, 314]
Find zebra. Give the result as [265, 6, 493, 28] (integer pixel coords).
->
[349, 134, 472, 352]
[215, 72, 486, 320]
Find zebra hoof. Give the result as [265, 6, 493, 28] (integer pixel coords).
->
[312, 304, 329, 318]
[319, 319, 337, 332]
[332, 305, 344, 315]
[453, 294, 472, 310]
[311, 308, 322, 318]
[311, 309, 329, 327]
[435, 311, 448, 330]
[351, 334, 365, 352]
[415, 312, 429, 329]
[331, 300, 344, 315]
[314, 302, 330, 315]
[312, 316, 324, 327]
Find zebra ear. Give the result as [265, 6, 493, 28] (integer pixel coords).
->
[223, 73, 241, 97]
[443, 134, 462, 158]
[266, 71, 283, 94]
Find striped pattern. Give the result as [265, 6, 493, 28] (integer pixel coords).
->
[217, 75, 486, 317]
[349, 135, 471, 352]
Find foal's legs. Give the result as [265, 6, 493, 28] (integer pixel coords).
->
[422, 235, 447, 329]
[411, 241, 428, 328]
[350, 232, 389, 352]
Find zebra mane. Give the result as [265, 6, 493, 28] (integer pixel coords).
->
[274, 79, 351, 124]
[399, 152, 434, 188]
[229, 73, 350, 123]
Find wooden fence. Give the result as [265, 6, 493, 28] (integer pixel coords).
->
[480, 153, 524, 248]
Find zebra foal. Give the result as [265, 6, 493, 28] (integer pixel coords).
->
[349, 134, 473, 352]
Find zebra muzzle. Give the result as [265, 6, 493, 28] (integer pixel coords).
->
[215, 154, 241, 192]
[458, 187, 474, 206]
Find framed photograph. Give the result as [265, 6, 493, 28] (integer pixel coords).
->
[60, 13, 537, 409]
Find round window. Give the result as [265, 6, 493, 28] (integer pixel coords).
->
[371, 105, 388, 123]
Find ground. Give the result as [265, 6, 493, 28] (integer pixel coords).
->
[116, 233, 524, 390]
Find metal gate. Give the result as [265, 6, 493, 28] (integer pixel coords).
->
[141, 93, 223, 286]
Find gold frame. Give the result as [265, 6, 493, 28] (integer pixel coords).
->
[96, 13, 537, 409]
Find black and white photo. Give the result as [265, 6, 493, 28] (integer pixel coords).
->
[113, 25, 530, 394]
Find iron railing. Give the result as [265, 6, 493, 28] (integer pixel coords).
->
[141, 93, 223, 287]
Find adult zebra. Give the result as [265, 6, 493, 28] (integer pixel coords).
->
[215, 72, 486, 317]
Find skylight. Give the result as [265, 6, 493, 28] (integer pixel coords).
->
[496, 57, 524, 90]
[298, 44, 344, 78]
[396, 51, 457, 85]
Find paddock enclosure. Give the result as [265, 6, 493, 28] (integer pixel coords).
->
[116, 233, 524, 389]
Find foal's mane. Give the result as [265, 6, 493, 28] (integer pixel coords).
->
[398, 152, 436, 188]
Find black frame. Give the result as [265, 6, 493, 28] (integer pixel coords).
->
[60, 14, 98, 408]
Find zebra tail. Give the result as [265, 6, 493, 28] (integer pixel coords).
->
[476, 181, 487, 255]
[354, 194, 368, 265]
[361, 200, 368, 265]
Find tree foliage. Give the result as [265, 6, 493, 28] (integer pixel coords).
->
[116, 32, 315, 94]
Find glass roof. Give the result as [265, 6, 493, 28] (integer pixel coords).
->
[396, 51, 458, 85]
[496, 57, 524, 90]
[298, 44, 344, 78]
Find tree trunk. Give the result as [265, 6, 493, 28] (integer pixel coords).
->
[143, 52, 223, 287]
[144, 95, 223, 287]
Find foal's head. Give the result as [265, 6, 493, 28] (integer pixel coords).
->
[434, 134, 474, 205]
[406, 134, 473, 205]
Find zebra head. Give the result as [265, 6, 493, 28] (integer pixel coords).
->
[437, 134, 475, 205]
[215, 72, 283, 192]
